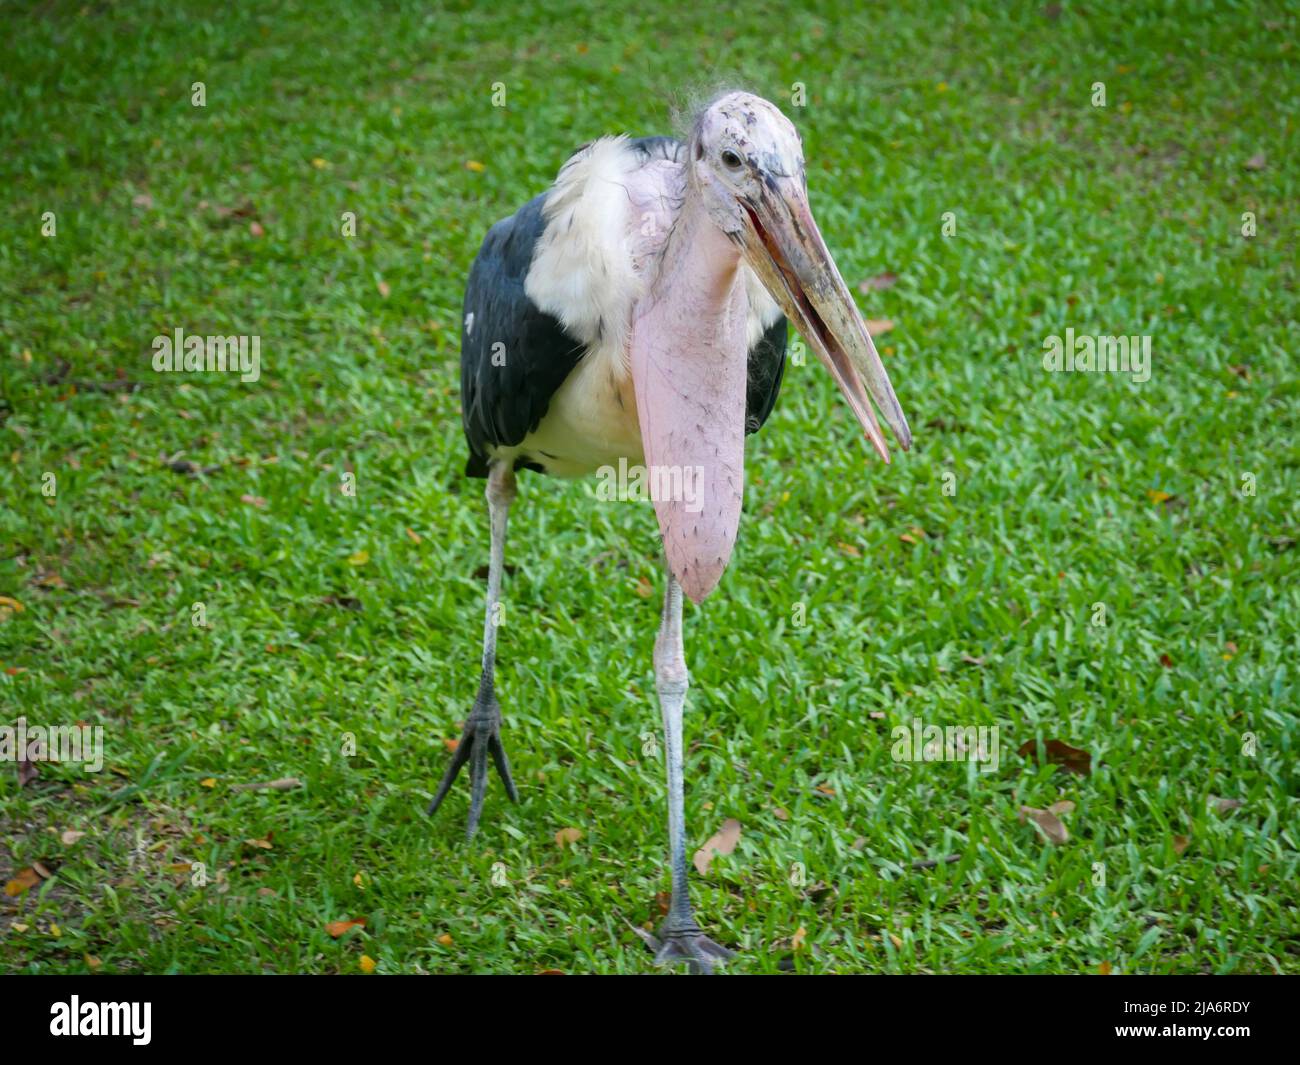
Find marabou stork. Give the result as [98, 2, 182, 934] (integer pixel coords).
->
[431, 91, 911, 972]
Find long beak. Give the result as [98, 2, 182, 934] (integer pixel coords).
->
[738, 176, 911, 462]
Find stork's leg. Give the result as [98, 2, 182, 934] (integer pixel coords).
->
[638, 572, 736, 974]
[427, 462, 520, 838]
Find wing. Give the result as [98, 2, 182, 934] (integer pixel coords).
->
[460, 193, 587, 478]
[745, 315, 788, 435]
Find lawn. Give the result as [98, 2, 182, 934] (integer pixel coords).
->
[1, 0, 1296, 975]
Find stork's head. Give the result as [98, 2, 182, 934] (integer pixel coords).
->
[688, 91, 911, 461]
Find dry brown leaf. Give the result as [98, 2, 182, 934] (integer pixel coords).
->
[1209, 795, 1243, 813]
[5, 868, 41, 896]
[240, 494, 267, 508]
[1047, 800, 1075, 816]
[1019, 805, 1069, 844]
[325, 918, 366, 938]
[1099, 960, 1113, 975]
[405, 527, 422, 544]
[1244, 152, 1266, 171]
[230, 777, 301, 793]
[772, 806, 790, 821]
[436, 933, 454, 946]
[791, 925, 808, 951]
[1017, 738, 1092, 777]
[555, 826, 582, 846]
[865, 318, 894, 337]
[858, 271, 898, 293]
[377, 280, 391, 299]
[1173, 834, 1190, 855]
[61, 830, 86, 846]
[693, 818, 741, 875]
[634, 575, 653, 598]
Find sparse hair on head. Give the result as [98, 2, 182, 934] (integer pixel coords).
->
[670, 80, 748, 149]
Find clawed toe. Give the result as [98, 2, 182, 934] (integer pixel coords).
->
[632, 920, 737, 975]
[427, 697, 518, 838]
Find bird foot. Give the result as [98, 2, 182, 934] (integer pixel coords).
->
[632, 917, 736, 974]
[427, 693, 518, 839]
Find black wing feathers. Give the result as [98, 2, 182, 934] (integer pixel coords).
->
[460, 193, 586, 477]
[745, 315, 788, 435]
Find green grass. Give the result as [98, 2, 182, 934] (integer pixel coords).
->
[1, 0, 1297, 975]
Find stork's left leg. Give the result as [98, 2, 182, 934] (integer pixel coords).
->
[638, 572, 736, 974]
[427, 462, 520, 838]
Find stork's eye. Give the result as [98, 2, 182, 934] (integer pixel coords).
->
[720, 149, 743, 170]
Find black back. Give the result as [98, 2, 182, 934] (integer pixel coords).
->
[460, 142, 789, 478]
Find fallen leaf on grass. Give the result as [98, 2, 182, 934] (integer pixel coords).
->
[465, 160, 485, 172]
[377, 280, 391, 299]
[326, 918, 366, 938]
[555, 827, 582, 846]
[1099, 960, 1113, 975]
[244, 835, 273, 850]
[1019, 805, 1069, 844]
[857, 271, 898, 292]
[240, 494, 267, 508]
[85, 954, 102, 970]
[347, 549, 370, 566]
[200, 777, 217, 788]
[693, 818, 741, 875]
[1017, 738, 1092, 777]
[359, 954, 376, 973]
[61, 830, 85, 846]
[634, 575, 653, 598]
[865, 318, 894, 337]
[405, 527, 422, 544]
[5, 868, 41, 896]
[1244, 152, 1266, 171]
[1209, 795, 1243, 813]
[1173, 835, 1190, 855]
[230, 777, 301, 793]
[791, 926, 808, 951]
[436, 933, 453, 946]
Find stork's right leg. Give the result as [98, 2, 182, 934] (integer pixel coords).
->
[427, 462, 519, 839]
[637, 572, 736, 974]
